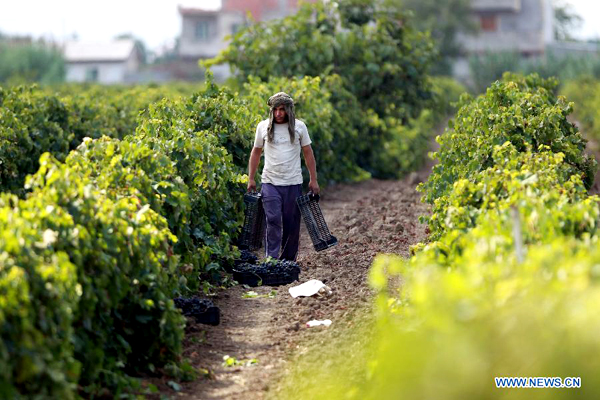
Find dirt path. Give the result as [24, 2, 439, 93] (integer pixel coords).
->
[149, 119, 596, 399]
[163, 164, 431, 399]
[572, 119, 600, 194]
[585, 136, 600, 195]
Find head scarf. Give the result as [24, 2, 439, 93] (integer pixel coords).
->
[267, 92, 296, 143]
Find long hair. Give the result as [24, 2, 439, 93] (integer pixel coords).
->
[267, 92, 296, 143]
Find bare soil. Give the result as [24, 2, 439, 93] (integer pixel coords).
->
[585, 136, 600, 195]
[158, 167, 430, 399]
[146, 131, 439, 399]
[147, 119, 600, 399]
[568, 119, 600, 195]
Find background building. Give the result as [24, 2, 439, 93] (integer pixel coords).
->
[64, 39, 143, 84]
[454, 0, 555, 79]
[178, 0, 316, 80]
[461, 0, 554, 55]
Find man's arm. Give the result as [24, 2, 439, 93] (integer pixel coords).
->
[302, 145, 320, 195]
[247, 147, 262, 192]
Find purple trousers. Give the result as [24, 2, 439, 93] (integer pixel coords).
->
[261, 183, 303, 261]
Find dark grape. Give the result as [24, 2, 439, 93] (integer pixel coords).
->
[173, 297, 220, 325]
[233, 259, 301, 286]
[235, 250, 259, 266]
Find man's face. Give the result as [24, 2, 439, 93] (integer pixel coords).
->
[273, 105, 288, 124]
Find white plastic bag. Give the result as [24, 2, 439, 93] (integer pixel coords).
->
[306, 319, 332, 327]
[289, 279, 327, 298]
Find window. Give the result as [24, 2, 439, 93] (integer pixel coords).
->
[195, 20, 212, 41]
[480, 15, 498, 32]
[85, 67, 99, 82]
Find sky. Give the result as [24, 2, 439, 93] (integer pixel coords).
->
[0, 0, 598, 52]
[0, 1, 222, 52]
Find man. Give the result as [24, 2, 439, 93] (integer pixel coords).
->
[247, 92, 319, 261]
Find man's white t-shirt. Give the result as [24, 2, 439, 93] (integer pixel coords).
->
[253, 119, 312, 186]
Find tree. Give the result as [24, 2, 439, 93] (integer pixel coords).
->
[0, 36, 64, 84]
[399, 0, 476, 75]
[208, 0, 437, 178]
[209, 0, 435, 123]
[553, 0, 583, 41]
[114, 33, 148, 64]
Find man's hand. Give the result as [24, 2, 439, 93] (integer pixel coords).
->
[309, 180, 320, 195]
[247, 179, 257, 193]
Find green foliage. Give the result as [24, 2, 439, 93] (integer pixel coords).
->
[240, 73, 462, 182]
[0, 86, 73, 194]
[0, 41, 64, 84]
[424, 142, 596, 242]
[132, 97, 246, 285]
[209, 0, 440, 180]
[211, 0, 435, 156]
[0, 153, 185, 397]
[207, 2, 337, 84]
[355, 151, 600, 397]
[0, 84, 195, 195]
[521, 52, 600, 86]
[60, 137, 198, 291]
[363, 75, 600, 399]
[368, 76, 466, 179]
[365, 110, 436, 179]
[401, 0, 476, 75]
[553, 0, 583, 41]
[57, 84, 197, 143]
[185, 76, 259, 170]
[336, 0, 378, 26]
[420, 73, 596, 227]
[468, 51, 524, 94]
[0, 215, 79, 399]
[279, 74, 600, 400]
[353, 234, 600, 399]
[215, 0, 434, 122]
[429, 76, 468, 118]
[0, 78, 254, 395]
[562, 76, 600, 141]
[0, 22, 461, 394]
[470, 51, 600, 94]
[242, 75, 370, 184]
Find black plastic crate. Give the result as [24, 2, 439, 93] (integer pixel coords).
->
[261, 268, 300, 286]
[173, 297, 220, 326]
[233, 261, 300, 287]
[238, 192, 266, 251]
[232, 268, 261, 287]
[297, 193, 338, 252]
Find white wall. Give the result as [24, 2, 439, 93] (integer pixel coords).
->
[542, 0, 555, 44]
[458, 0, 550, 55]
[179, 12, 245, 59]
[66, 62, 128, 84]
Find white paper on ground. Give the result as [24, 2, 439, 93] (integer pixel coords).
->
[289, 279, 326, 298]
[306, 319, 332, 327]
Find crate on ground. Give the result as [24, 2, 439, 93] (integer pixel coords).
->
[173, 297, 220, 326]
[239, 192, 266, 251]
[233, 260, 300, 287]
[297, 193, 338, 252]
